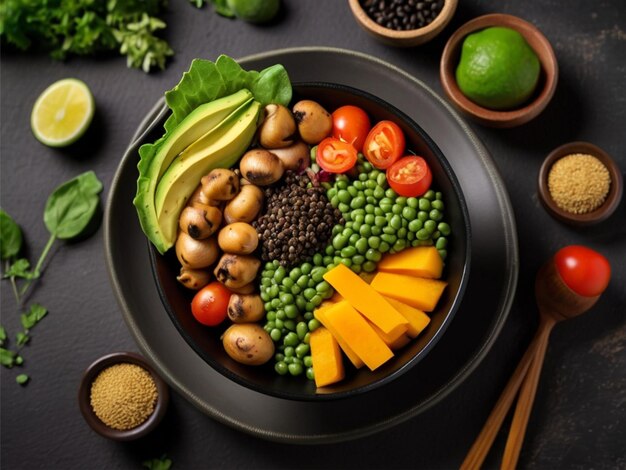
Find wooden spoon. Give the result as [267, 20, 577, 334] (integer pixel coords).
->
[461, 259, 599, 470]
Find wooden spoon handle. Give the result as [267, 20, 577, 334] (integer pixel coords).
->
[460, 322, 548, 470]
[500, 315, 556, 470]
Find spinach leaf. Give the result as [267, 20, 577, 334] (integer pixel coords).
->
[0, 210, 23, 260]
[43, 171, 103, 240]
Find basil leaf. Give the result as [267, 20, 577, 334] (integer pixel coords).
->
[251, 63, 292, 107]
[4, 258, 37, 280]
[0, 348, 15, 367]
[0, 209, 23, 260]
[43, 171, 103, 240]
[20, 304, 47, 330]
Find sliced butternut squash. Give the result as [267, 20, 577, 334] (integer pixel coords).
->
[323, 300, 394, 371]
[310, 327, 345, 388]
[314, 306, 364, 369]
[384, 297, 431, 338]
[323, 264, 408, 338]
[378, 246, 443, 279]
[371, 272, 447, 312]
[366, 319, 412, 350]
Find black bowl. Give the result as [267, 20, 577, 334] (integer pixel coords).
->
[148, 83, 470, 401]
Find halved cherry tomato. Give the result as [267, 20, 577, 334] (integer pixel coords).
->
[554, 245, 611, 297]
[332, 105, 371, 152]
[191, 281, 231, 326]
[316, 137, 358, 173]
[363, 120, 405, 169]
[387, 156, 432, 197]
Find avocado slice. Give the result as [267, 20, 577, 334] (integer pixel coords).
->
[155, 99, 262, 250]
[134, 89, 253, 254]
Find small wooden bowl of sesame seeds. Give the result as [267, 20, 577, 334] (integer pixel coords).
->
[78, 352, 169, 441]
[538, 141, 623, 226]
[349, 0, 458, 47]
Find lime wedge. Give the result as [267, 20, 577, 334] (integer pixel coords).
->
[30, 78, 95, 147]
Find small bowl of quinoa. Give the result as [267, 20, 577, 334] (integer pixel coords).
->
[78, 352, 169, 441]
[538, 141, 623, 226]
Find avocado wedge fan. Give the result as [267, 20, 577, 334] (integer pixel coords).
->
[134, 55, 292, 253]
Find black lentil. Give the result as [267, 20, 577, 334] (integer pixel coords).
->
[253, 172, 343, 268]
[360, 0, 444, 31]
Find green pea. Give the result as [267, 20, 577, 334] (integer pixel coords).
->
[332, 234, 348, 250]
[352, 255, 365, 266]
[402, 206, 417, 220]
[311, 267, 327, 283]
[432, 199, 444, 210]
[368, 236, 381, 249]
[424, 219, 437, 233]
[379, 241, 391, 253]
[306, 367, 315, 381]
[355, 237, 369, 254]
[308, 318, 321, 331]
[340, 258, 352, 267]
[390, 214, 402, 230]
[411, 239, 420, 247]
[353, 214, 365, 224]
[322, 289, 334, 299]
[374, 215, 387, 227]
[284, 304, 298, 319]
[296, 296, 307, 310]
[385, 188, 397, 198]
[261, 278, 271, 287]
[275, 361, 288, 375]
[296, 321, 308, 339]
[268, 285, 279, 298]
[375, 173, 386, 187]
[407, 231, 415, 241]
[359, 224, 372, 237]
[438, 222, 451, 236]
[303, 312, 313, 321]
[429, 209, 443, 221]
[284, 320, 296, 331]
[424, 189, 436, 200]
[436, 237, 448, 250]
[382, 226, 396, 235]
[330, 195, 339, 208]
[363, 261, 377, 272]
[304, 355, 313, 367]
[313, 253, 323, 266]
[323, 256, 334, 267]
[283, 332, 298, 347]
[365, 248, 382, 262]
[371, 225, 382, 235]
[340, 246, 356, 258]
[301, 263, 312, 275]
[289, 267, 301, 280]
[291, 284, 302, 295]
[407, 197, 419, 209]
[373, 185, 386, 199]
[316, 280, 331, 294]
[274, 319, 284, 329]
[352, 208, 366, 217]
[349, 234, 360, 244]
[362, 161, 373, 172]
[278, 293, 293, 305]
[381, 233, 397, 244]
[397, 227, 408, 239]
[295, 343, 310, 358]
[364, 214, 375, 225]
[288, 363, 303, 376]
[359, 172, 368, 181]
[352, 221, 362, 232]
[436, 191, 443, 200]
[281, 277, 294, 289]
[275, 353, 285, 362]
[333, 256, 343, 266]
[391, 204, 402, 215]
[271, 298, 282, 309]
[432, 230, 441, 240]
[327, 187, 337, 198]
[273, 266, 285, 282]
[418, 198, 431, 211]
[393, 239, 406, 251]
[417, 228, 431, 240]
[418, 210, 429, 221]
[438, 249, 447, 260]
[302, 287, 316, 301]
[351, 197, 366, 209]
[396, 196, 407, 206]
[264, 262, 275, 271]
[310, 295, 322, 307]
[338, 202, 350, 213]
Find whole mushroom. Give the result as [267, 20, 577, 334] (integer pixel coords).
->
[178, 203, 222, 239]
[223, 184, 264, 224]
[222, 324, 274, 365]
[217, 222, 259, 255]
[239, 149, 284, 186]
[213, 253, 260, 289]
[176, 267, 212, 290]
[268, 141, 311, 171]
[201, 169, 240, 201]
[227, 294, 265, 323]
[258, 104, 297, 149]
[292, 100, 333, 145]
[175, 232, 219, 269]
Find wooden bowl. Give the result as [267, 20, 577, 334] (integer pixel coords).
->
[538, 141, 623, 226]
[348, 0, 458, 47]
[440, 13, 558, 128]
[78, 352, 169, 441]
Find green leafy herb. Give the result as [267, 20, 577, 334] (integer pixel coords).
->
[0, 348, 16, 367]
[16, 374, 29, 385]
[143, 455, 173, 470]
[4, 259, 36, 280]
[44, 171, 103, 239]
[16, 332, 30, 347]
[0, 210, 23, 260]
[20, 304, 47, 330]
[0, 326, 6, 343]
[0, 0, 172, 72]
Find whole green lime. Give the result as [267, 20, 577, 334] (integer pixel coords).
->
[456, 27, 541, 110]
[226, 0, 280, 23]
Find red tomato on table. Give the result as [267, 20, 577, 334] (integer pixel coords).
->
[554, 245, 611, 297]
[386, 156, 432, 197]
[191, 281, 231, 326]
[332, 105, 371, 152]
[316, 137, 358, 173]
[363, 120, 405, 169]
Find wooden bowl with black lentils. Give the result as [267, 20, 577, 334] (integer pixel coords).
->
[148, 83, 470, 401]
[348, 0, 458, 46]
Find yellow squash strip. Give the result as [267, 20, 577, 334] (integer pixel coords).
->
[366, 319, 412, 350]
[377, 246, 443, 279]
[314, 306, 364, 369]
[323, 264, 408, 338]
[384, 297, 431, 338]
[371, 272, 447, 312]
[323, 300, 394, 371]
[310, 327, 345, 388]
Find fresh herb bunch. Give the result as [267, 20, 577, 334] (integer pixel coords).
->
[0, 171, 103, 385]
[0, 0, 173, 72]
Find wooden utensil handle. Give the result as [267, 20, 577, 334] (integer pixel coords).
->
[501, 315, 556, 470]
[460, 317, 555, 470]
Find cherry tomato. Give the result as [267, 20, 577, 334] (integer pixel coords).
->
[386, 156, 433, 197]
[363, 120, 405, 169]
[332, 105, 371, 152]
[191, 281, 231, 326]
[316, 137, 358, 173]
[554, 245, 611, 297]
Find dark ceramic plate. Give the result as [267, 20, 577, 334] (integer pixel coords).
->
[150, 82, 471, 401]
[105, 47, 518, 443]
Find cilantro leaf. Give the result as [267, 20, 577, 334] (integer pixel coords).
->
[20, 304, 47, 331]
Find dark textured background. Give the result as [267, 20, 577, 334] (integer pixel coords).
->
[1, 1, 625, 468]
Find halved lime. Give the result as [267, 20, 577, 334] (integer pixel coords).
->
[31, 78, 95, 147]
